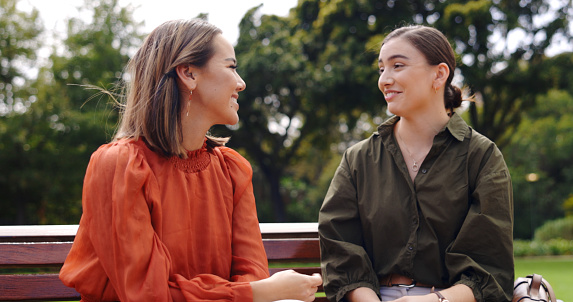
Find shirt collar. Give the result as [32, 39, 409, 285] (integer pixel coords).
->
[376, 113, 469, 142]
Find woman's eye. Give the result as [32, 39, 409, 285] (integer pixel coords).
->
[394, 63, 403, 69]
[378, 67, 385, 74]
[229, 65, 238, 70]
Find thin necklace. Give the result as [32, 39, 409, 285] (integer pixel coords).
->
[396, 129, 421, 172]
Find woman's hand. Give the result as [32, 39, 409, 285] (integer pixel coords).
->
[251, 270, 323, 302]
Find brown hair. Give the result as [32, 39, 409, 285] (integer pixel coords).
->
[114, 19, 227, 157]
[382, 25, 466, 112]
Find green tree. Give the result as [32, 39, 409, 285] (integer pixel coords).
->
[505, 89, 573, 239]
[0, 0, 44, 224]
[222, 0, 571, 222]
[217, 6, 383, 221]
[0, 0, 143, 224]
[0, 0, 42, 91]
[437, 0, 572, 147]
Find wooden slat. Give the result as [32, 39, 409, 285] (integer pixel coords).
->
[259, 223, 318, 239]
[0, 225, 78, 243]
[0, 274, 80, 301]
[0, 223, 319, 241]
[0, 224, 325, 301]
[0, 240, 321, 267]
[0, 274, 326, 302]
[263, 238, 320, 262]
[0, 242, 72, 267]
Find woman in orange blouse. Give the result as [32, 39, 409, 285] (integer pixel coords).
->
[59, 19, 322, 302]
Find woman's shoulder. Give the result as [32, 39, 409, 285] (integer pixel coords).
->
[344, 133, 382, 157]
[467, 128, 501, 155]
[212, 145, 252, 174]
[467, 128, 508, 175]
[90, 138, 154, 167]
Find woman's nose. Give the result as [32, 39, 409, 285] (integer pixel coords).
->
[237, 74, 246, 91]
[378, 72, 392, 92]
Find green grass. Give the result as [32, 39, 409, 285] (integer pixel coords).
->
[514, 255, 573, 300]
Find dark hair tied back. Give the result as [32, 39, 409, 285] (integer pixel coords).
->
[445, 84, 463, 113]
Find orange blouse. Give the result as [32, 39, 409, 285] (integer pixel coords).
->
[59, 138, 270, 301]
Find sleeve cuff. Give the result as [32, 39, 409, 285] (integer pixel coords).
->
[455, 276, 482, 302]
[232, 281, 254, 302]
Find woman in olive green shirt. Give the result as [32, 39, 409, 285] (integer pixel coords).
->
[319, 25, 513, 302]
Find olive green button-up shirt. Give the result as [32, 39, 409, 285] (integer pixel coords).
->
[319, 114, 514, 302]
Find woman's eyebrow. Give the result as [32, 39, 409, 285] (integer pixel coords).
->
[378, 54, 410, 63]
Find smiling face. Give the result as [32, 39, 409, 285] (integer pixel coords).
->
[378, 37, 438, 117]
[191, 34, 246, 127]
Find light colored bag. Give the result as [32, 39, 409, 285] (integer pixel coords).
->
[512, 274, 556, 302]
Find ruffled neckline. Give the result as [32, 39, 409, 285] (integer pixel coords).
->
[169, 141, 211, 173]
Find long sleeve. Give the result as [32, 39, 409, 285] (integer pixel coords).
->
[445, 132, 514, 301]
[319, 149, 380, 302]
[62, 142, 177, 301]
[221, 148, 270, 283]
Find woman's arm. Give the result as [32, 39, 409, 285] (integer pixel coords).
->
[444, 134, 514, 301]
[224, 148, 323, 301]
[346, 287, 380, 302]
[224, 148, 271, 282]
[319, 151, 381, 302]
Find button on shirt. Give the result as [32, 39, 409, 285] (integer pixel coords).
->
[318, 114, 514, 302]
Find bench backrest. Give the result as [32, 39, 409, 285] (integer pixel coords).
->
[0, 223, 325, 302]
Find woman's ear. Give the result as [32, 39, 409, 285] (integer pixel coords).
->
[175, 64, 197, 91]
[433, 62, 450, 88]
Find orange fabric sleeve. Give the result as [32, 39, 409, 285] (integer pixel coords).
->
[219, 148, 270, 282]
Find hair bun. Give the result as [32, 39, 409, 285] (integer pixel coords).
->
[445, 84, 463, 110]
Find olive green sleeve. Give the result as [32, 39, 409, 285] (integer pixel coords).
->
[319, 152, 380, 302]
[446, 137, 514, 302]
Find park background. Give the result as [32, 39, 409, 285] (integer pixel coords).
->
[1, 0, 573, 298]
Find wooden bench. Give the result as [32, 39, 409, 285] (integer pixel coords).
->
[0, 223, 326, 301]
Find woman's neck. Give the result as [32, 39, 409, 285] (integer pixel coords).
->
[396, 110, 450, 147]
[180, 115, 211, 152]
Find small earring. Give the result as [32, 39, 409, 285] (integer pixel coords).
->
[433, 86, 438, 94]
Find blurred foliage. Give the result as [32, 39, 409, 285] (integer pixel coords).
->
[514, 238, 573, 257]
[505, 89, 573, 238]
[217, 0, 573, 222]
[0, 0, 143, 224]
[1, 0, 573, 228]
[0, 0, 42, 86]
[534, 217, 573, 241]
[0, 0, 44, 223]
[564, 194, 573, 217]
